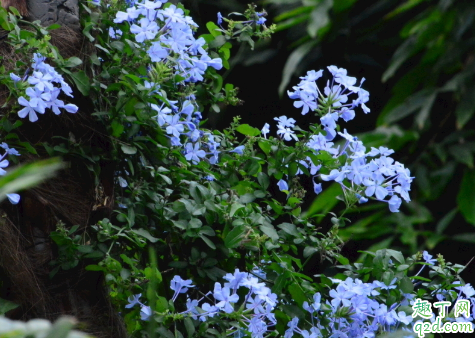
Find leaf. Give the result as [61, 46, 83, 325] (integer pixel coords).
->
[199, 234, 216, 249]
[378, 89, 433, 126]
[435, 208, 457, 234]
[385, 250, 405, 264]
[382, 38, 418, 83]
[456, 86, 475, 129]
[288, 284, 307, 307]
[236, 124, 261, 136]
[206, 22, 221, 37]
[277, 222, 299, 237]
[257, 172, 270, 190]
[121, 144, 137, 155]
[259, 223, 279, 241]
[64, 56, 83, 68]
[132, 228, 158, 243]
[400, 276, 414, 294]
[239, 193, 256, 204]
[307, 0, 331, 38]
[184, 317, 195, 337]
[449, 144, 474, 168]
[279, 40, 316, 96]
[0, 158, 64, 203]
[303, 182, 341, 219]
[303, 246, 318, 258]
[70, 71, 90, 96]
[0, 297, 19, 315]
[111, 120, 124, 137]
[229, 203, 244, 217]
[415, 91, 437, 129]
[224, 225, 246, 248]
[272, 271, 289, 295]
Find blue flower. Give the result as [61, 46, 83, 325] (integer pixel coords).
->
[140, 305, 152, 321]
[217, 12, 223, 25]
[277, 179, 288, 191]
[7, 194, 20, 205]
[125, 293, 142, 308]
[256, 17, 266, 25]
[230, 145, 245, 155]
[170, 276, 194, 302]
[184, 143, 206, 164]
[422, 251, 436, 266]
[213, 283, 239, 313]
[261, 123, 270, 138]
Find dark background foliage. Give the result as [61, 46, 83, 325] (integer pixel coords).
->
[184, 0, 475, 282]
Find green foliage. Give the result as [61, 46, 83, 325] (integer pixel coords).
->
[1, 1, 474, 337]
[268, 0, 475, 252]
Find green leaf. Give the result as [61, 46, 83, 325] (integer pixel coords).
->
[378, 89, 433, 126]
[399, 276, 414, 293]
[386, 249, 405, 264]
[382, 38, 418, 83]
[0, 297, 19, 315]
[259, 223, 279, 241]
[70, 71, 90, 96]
[236, 124, 261, 136]
[132, 228, 158, 243]
[307, 0, 331, 39]
[272, 271, 289, 295]
[277, 222, 299, 236]
[184, 317, 195, 337]
[436, 208, 457, 234]
[288, 283, 307, 307]
[121, 144, 137, 155]
[279, 40, 316, 96]
[206, 22, 221, 37]
[229, 203, 244, 217]
[200, 234, 216, 249]
[456, 86, 475, 129]
[303, 246, 318, 258]
[258, 140, 271, 154]
[257, 172, 270, 190]
[239, 193, 256, 204]
[64, 56, 83, 68]
[224, 225, 246, 248]
[111, 120, 124, 137]
[0, 158, 64, 203]
[449, 144, 474, 168]
[303, 183, 341, 219]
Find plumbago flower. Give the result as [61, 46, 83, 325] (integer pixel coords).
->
[14, 53, 78, 122]
[0, 143, 21, 205]
[111, 0, 227, 165]
[274, 66, 414, 212]
[123, 252, 473, 338]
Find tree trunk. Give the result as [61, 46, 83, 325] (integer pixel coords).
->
[0, 1, 127, 337]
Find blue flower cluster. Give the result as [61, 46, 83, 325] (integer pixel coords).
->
[126, 268, 278, 337]
[269, 66, 413, 212]
[113, 0, 222, 83]
[285, 277, 415, 338]
[0, 142, 21, 205]
[122, 252, 475, 337]
[112, 0, 227, 165]
[12, 53, 78, 122]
